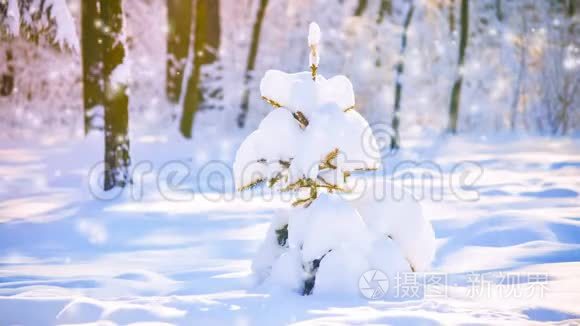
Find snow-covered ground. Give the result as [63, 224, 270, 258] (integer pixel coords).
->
[1, 133, 579, 325]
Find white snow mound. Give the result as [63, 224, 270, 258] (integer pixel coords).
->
[253, 193, 435, 295]
[289, 194, 371, 262]
[350, 179, 436, 272]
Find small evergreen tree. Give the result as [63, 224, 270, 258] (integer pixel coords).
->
[235, 23, 435, 295]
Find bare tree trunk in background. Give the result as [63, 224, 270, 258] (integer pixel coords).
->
[449, 0, 456, 34]
[376, 0, 392, 23]
[495, 0, 503, 22]
[511, 17, 527, 131]
[81, 0, 104, 134]
[180, 0, 221, 138]
[559, 0, 578, 134]
[101, 0, 131, 191]
[166, 0, 193, 103]
[0, 48, 14, 97]
[374, 0, 392, 67]
[448, 0, 469, 134]
[354, 0, 367, 16]
[237, 0, 269, 128]
[390, 4, 414, 150]
[558, 80, 577, 135]
[374, 0, 392, 68]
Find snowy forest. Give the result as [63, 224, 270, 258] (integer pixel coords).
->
[1, 0, 580, 325]
[1, 0, 579, 142]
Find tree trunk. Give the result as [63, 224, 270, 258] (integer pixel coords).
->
[560, 0, 577, 134]
[237, 0, 269, 128]
[374, 0, 392, 67]
[0, 48, 14, 97]
[510, 17, 527, 131]
[495, 0, 503, 22]
[81, 0, 104, 134]
[101, 0, 131, 190]
[449, 0, 456, 34]
[390, 4, 414, 149]
[166, 0, 193, 103]
[448, 0, 469, 134]
[376, 0, 392, 24]
[180, 0, 221, 138]
[354, 0, 367, 16]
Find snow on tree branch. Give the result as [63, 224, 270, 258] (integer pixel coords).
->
[44, 0, 79, 52]
[1, 0, 79, 53]
[237, 22, 435, 296]
[5, 0, 20, 36]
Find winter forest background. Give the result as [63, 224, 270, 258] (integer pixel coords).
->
[1, 0, 579, 147]
[1, 0, 580, 324]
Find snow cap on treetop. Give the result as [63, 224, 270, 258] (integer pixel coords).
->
[236, 21, 381, 195]
[308, 22, 321, 46]
[308, 22, 321, 76]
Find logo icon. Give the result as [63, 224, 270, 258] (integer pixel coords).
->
[359, 269, 389, 299]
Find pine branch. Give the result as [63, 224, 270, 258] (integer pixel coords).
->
[283, 176, 349, 207]
[302, 250, 331, 295]
[292, 196, 315, 207]
[310, 63, 317, 81]
[276, 224, 289, 247]
[317, 175, 332, 187]
[317, 176, 334, 193]
[257, 158, 292, 168]
[343, 171, 351, 183]
[238, 178, 265, 191]
[279, 159, 291, 168]
[289, 178, 318, 207]
[261, 95, 283, 108]
[268, 173, 283, 188]
[293, 111, 309, 128]
[319, 148, 338, 170]
[318, 183, 349, 192]
[281, 178, 311, 192]
[260, 96, 311, 131]
[354, 167, 378, 171]
[309, 182, 318, 199]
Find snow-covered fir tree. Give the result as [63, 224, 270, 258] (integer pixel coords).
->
[234, 22, 435, 296]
